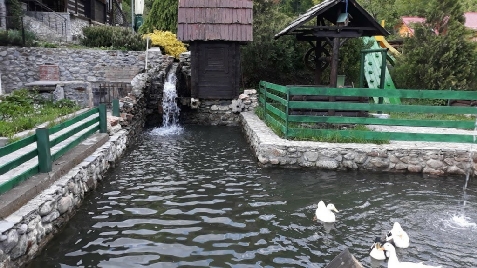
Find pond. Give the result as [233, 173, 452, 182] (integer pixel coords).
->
[27, 126, 477, 267]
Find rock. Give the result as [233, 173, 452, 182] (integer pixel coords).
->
[446, 166, 465, 175]
[17, 224, 27, 235]
[407, 165, 422, 173]
[10, 234, 27, 260]
[39, 201, 55, 216]
[57, 196, 73, 214]
[1, 229, 18, 253]
[426, 159, 444, 169]
[316, 159, 339, 169]
[303, 152, 319, 162]
[258, 155, 268, 164]
[41, 211, 60, 224]
[231, 99, 244, 113]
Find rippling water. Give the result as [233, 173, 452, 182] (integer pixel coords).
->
[28, 126, 477, 268]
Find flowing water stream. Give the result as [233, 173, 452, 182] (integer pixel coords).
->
[27, 126, 477, 268]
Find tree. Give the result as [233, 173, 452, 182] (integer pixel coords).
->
[393, 0, 477, 92]
[0, 0, 6, 30]
[139, 0, 177, 34]
[241, 0, 313, 87]
[280, 0, 314, 16]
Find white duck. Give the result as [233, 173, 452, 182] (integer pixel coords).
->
[386, 222, 410, 248]
[313, 201, 339, 223]
[369, 236, 387, 261]
[380, 243, 442, 268]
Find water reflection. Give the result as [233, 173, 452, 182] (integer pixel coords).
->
[27, 126, 476, 268]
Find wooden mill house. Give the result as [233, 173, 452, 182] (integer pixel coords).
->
[177, 0, 253, 99]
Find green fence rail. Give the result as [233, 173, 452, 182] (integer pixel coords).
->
[0, 104, 108, 195]
[258, 81, 477, 143]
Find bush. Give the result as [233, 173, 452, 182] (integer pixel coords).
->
[81, 26, 146, 51]
[144, 30, 187, 58]
[0, 29, 37, 47]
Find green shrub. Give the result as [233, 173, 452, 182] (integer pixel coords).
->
[0, 29, 37, 46]
[81, 26, 146, 51]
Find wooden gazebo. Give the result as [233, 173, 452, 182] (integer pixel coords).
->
[275, 0, 389, 86]
[177, 0, 253, 99]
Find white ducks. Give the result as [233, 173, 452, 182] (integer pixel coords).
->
[380, 243, 442, 268]
[314, 201, 339, 223]
[369, 236, 387, 261]
[386, 222, 410, 248]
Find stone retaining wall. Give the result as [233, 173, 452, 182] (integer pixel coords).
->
[240, 112, 477, 177]
[0, 47, 163, 93]
[181, 89, 259, 126]
[0, 91, 148, 267]
[0, 130, 128, 267]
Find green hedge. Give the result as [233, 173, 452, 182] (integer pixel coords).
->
[81, 26, 146, 51]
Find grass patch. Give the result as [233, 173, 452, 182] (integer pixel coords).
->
[255, 107, 389, 144]
[0, 89, 81, 140]
[388, 112, 475, 122]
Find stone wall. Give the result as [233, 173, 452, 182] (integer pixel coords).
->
[240, 112, 477, 177]
[0, 47, 163, 93]
[24, 12, 70, 42]
[0, 90, 149, 267]
[181, 89, 259, 126]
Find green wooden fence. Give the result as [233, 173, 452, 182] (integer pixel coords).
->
[258, 81, 477, 143]
[0, 104, 108, 195]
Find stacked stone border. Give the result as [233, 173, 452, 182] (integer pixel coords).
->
[240, 112, 477, 177]
[0, 92, 146, 267]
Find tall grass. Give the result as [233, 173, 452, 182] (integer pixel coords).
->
[0, 90, 81, 139]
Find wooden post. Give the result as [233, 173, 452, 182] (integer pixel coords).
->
[328, 37, 340, 116]
[99, 104, 107, 133]
[36, 128, 52, 173]
[314, 40, 323, 85]
[112, 99, 120, 117]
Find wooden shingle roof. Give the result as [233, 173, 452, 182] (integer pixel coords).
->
[275, 0, 388, 39]
[177, 0, 253, 42]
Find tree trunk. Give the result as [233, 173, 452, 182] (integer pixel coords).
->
[0, 0, 6, 30]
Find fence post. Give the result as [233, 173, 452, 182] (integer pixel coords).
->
[112, 99, 120, 116]
[285, 86, 289, 139]
[359, 51, 365, 88]
[99, 104, 107, 133]
[263, 83, 267, 125]
[36, 128, 52, 173]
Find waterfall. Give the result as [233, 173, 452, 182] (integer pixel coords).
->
[150, 70, 183, 136]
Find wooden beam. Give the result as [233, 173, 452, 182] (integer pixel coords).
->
[299, 26, 377, 31]
[295, 30, 364, 38]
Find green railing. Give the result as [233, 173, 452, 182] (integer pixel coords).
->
[258, 81, 477, 143]
[0, 104, 108, 195]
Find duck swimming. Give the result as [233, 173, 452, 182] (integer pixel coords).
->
[313, 201, 339, 223]
[386, 222, 410, 248]
[380, 243, 442, 268]
[369, 236, 387, 261]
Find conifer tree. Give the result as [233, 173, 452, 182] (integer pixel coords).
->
[139, 0, 178, 34]
[393, 0, 477, 92]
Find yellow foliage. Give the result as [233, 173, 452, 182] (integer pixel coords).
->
[144, 30, 187, 59]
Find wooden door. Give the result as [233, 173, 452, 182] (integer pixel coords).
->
[192, 42, 240, 99]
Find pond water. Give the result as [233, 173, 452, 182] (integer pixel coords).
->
[27, 126, 477, 268]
